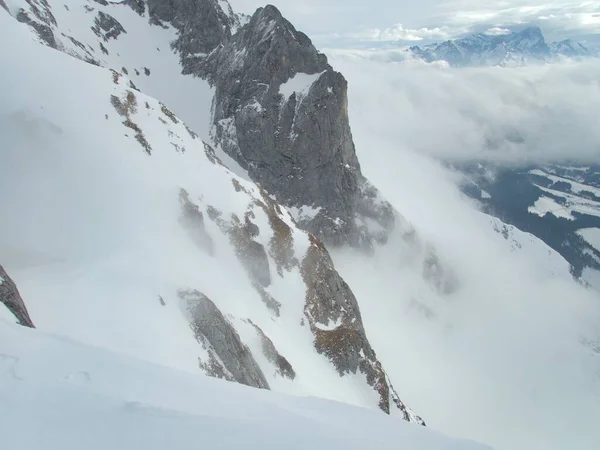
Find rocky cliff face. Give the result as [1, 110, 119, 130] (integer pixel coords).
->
[191, 5, 396, 250]
[0, 264, 35, 328]
[302, 234, 424, 423]
[1, 0, 425, 423]
[15, 0, 58, 49]
[147, 0, 242, 73]
[180, 289, 270, 389]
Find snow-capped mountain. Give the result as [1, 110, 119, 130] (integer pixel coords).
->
[409, 27, 595, 67]
[456, 162, 600, 288]
[0, 0, 425, 422]
[2, 1, 600, 449]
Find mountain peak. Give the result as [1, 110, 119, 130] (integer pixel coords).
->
[410, 26, 592, 67]
[518, 26, 543, 39]
[258, 4, 284, 19]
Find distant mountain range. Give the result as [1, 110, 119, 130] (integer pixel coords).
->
[409, 27, 597, 67]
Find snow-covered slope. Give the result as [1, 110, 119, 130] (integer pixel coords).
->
[3, 1, 600, 450]
[0, 2, 421, 421]
[3, 0, 216, 136]
[0, 320, 487, 450]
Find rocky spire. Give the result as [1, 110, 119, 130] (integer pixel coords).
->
[0, 264, 35, 328]
[147, 0, 242, 72]
[197, 5, 395, 250]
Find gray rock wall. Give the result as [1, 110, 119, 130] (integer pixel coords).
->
[0, 264, 35, 328]
[180, 289, 269, 389]
[197, 5, 395, 249]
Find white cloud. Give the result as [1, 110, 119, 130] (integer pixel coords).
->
[437, 0, 600, 36]
[228, 0, 600, 46]
[327, 53, 600, 450]
[326, 54, 600, 164]
[484, 26, 512, 35]
[350, 24, 460, 42]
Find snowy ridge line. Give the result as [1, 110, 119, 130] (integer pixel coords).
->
[0, 0, 424, 422]
[0, 320, 489, 450]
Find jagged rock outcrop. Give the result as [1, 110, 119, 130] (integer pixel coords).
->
[409, 27, 596, 67]
[1, 0, 426, 422]
[301, 234, 424, 423]
[180, 289, 269, 389]
[1, 0, 9, 12]
[147, 0, 241, 73]
[228, 210, 272, 287]
[0, 264, 35, 328]
[124, 0, 145, 16]
[91, 11, 126, 42]
[249, 320, 295, 380]
[199, 173, 422, 420]
[193, 5, 395, 250]
[15, 0, 57, 48]
[178, 189, 214, 256]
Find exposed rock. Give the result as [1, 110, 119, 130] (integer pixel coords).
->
[255, 189, 297, 275]
[196, 5, 394, 249]
[124, 0, 145, 16]
[1, 0, 9, 13]
[229, 214, 271, 287]
[204, 190, 274, 289]
[178, 189, 214, 256]
[147, 0, 240, 72]
[0, 264, 35, 328]
[59, 33, 101, 65]
[179, 289, 269, 389]
[22, 0, 56, 26]
[110, 90, 152, 154]
[252, 281, 281, 316]
[249, 320, 295, 380]
[91, 11, 126, 42]
[16, 8, 57, 48]
[301, 234, 424, 423]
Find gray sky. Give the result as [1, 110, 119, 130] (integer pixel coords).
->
[229, 0, 600, 46]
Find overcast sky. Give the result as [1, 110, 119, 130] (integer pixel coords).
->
[229, 0, 600, 46]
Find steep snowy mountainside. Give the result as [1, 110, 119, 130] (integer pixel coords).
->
[7, 0, 407, 254]
[4, 0, 217, 137]
[0, 321, 488, 450]
[409, 27, 596, 67]
[0, 4, 423, 421]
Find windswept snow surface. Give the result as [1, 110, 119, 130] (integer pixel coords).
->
[7, 0, 214, 138]
[577, 228, 600, 252]
[0, 6, 391, 413]
[279, 71, 325, 99]
[0, 321, 487, 450]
